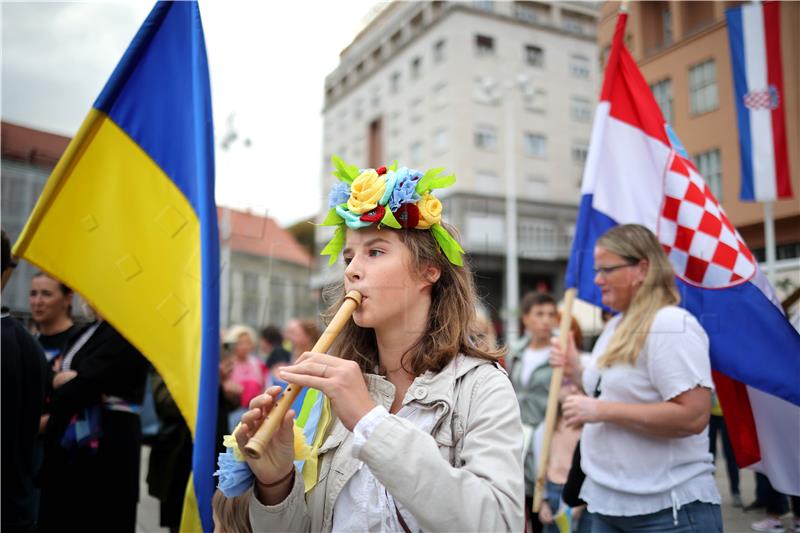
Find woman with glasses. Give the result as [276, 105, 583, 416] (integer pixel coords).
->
[551, 224, 721, 532]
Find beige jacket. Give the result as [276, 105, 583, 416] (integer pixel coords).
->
[249, 354, 525, 532]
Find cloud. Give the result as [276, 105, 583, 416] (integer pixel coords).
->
[2, 0, 380, 226]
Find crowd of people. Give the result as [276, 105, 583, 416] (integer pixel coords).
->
[2, 159, 798, 533]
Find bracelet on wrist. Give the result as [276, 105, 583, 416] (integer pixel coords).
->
[256, 467, 294, 489]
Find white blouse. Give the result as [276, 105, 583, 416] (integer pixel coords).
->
[332, 404, 436, 532]
[579, 306, 720, 517]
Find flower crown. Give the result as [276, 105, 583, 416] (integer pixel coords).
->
[320, 155, 465, 266]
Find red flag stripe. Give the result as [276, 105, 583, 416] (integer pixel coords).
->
[712, 369, 761, 468]
[763, 2, 793, 199]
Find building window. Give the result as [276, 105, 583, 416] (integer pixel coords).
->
[410, 141, 423, 165]
[524, 87, 547, 113]
[569, 54, 590, 78]
[411, 56, 422, 80]
[241, 272, 260, 326]
[475, 171, 498, 193]
[390, 71, 401, 94]
[409, 97, 423, 123]
[433, 39, 446, 63]
[650, 78, 673, 124]
[356, 62, 364, 77]
[572, 141, 589, 165]
[563, 17, 584, 34]
[689, 59, 718, 115]
[525, 45, 544, 67]
[515, 3, 540, 23]
[472, 0, 494, 12]
[432, 82, 448, 110]
[524, 132, 547, 157]
[570, 97, 592, 122]
[474, 126, 498, 150]
[526, 175, 548, 197]
[694, 148, 722, 201]
[433, 128, 448, 153]
[391, 30, 403, 49]
[475, 35, 495, 56]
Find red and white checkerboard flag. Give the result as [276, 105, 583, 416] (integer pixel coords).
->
[566, 7, 800, 496]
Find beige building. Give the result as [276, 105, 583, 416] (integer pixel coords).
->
[597, 1, 800, 298]
[317, 1, 599, 334]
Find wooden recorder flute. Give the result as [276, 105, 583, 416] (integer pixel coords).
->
[242, 290, 362, 460]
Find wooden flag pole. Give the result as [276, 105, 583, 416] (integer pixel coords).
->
[532, 288, 576, 513]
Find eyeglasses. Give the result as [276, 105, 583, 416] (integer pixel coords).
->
[592, 263, 635, 277]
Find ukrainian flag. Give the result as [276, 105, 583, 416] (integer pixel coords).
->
[12, 2, 219, 531]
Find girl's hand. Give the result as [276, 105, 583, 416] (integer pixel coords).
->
[53, 370, 77, 389]
[234, 386, 296, 489]
[538, 501, 553, 524]
[279, 352, 376, 431]
[563, 394, 602, 428]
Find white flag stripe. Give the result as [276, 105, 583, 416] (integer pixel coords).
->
[742, 2, 777, 200]
[588, 107, 669, 230]
[747, 386, 800, 495]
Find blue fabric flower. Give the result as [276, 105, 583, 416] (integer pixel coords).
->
[335, 205, 372, 229]
[215, 448, 255, 498]
[328, 182, 351, 208]
[389, 167, 422, 211]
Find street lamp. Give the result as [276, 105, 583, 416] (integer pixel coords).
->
[477, 74, 531, 345]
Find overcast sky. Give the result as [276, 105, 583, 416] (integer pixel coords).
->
[2, 0, 382, 226]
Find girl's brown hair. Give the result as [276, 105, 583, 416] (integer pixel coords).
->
[323, 223, 503, 376]
[212, 489, 252, 533]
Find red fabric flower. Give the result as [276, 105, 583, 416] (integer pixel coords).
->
[360, 205, 385, 223]
[376, 166, 387, 175]
[394, 203, 420, 229]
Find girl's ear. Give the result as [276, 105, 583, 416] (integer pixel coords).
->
[423, 264, 441, 285]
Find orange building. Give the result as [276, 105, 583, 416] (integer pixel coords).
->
[597, 1, 799, 295]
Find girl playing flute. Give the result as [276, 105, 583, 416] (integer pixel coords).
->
[235, 159, 525, 532]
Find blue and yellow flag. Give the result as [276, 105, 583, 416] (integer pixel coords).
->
[12, 2, 219, 531]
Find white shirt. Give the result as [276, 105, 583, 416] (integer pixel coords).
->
[579, 306, 720, 516]
[332, 404, 436, 532]
[520, 346, 551, 387]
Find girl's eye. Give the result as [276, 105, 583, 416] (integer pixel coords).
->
[343, 257, 353, 265]
[368, 249, 384, 257]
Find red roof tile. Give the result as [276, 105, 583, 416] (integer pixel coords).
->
[1, 121, 70, 168]
[218, 207, 312, 268]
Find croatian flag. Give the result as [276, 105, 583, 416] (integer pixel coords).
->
[566, 9, 800, 495]
[726, 1, 793, 201]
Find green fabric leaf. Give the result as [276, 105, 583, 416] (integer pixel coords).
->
[332, 154, 359, 184]
[380, 208, 401, 229]
[388, 160, 399, 172]
[428, 173, 456, 190]
[320, 208, 344, 226]
[431, 223, 464, 266]
[320, 225, 346, 265]
[415, 167, 444, 195]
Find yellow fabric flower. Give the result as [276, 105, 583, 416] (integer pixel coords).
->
[347, 170, 386, 214]
[416, 193, 442, 229]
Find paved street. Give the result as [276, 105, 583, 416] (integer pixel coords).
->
[135, 443, 791, 533]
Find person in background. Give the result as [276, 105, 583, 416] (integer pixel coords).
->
[147, 372, 192, 533]
[708, 392, 742, 508]
[551, 224, 720, 532]
[533, 381, 584, 533]
[38, 308, 149, 532]
[259, 324, 291, 384]
[29, 272, 79, 369]
[283, 318, 319, 362]
[1, 229, 49, 533]
[507, 291, 558, 533]
[221, 325, 265, 432]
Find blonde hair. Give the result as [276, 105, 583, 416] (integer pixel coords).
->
[223, 324, 257, 346]
[322, 223, 504, 376]
[596, 224, 679, 368]
[212, 489, 252, 533]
